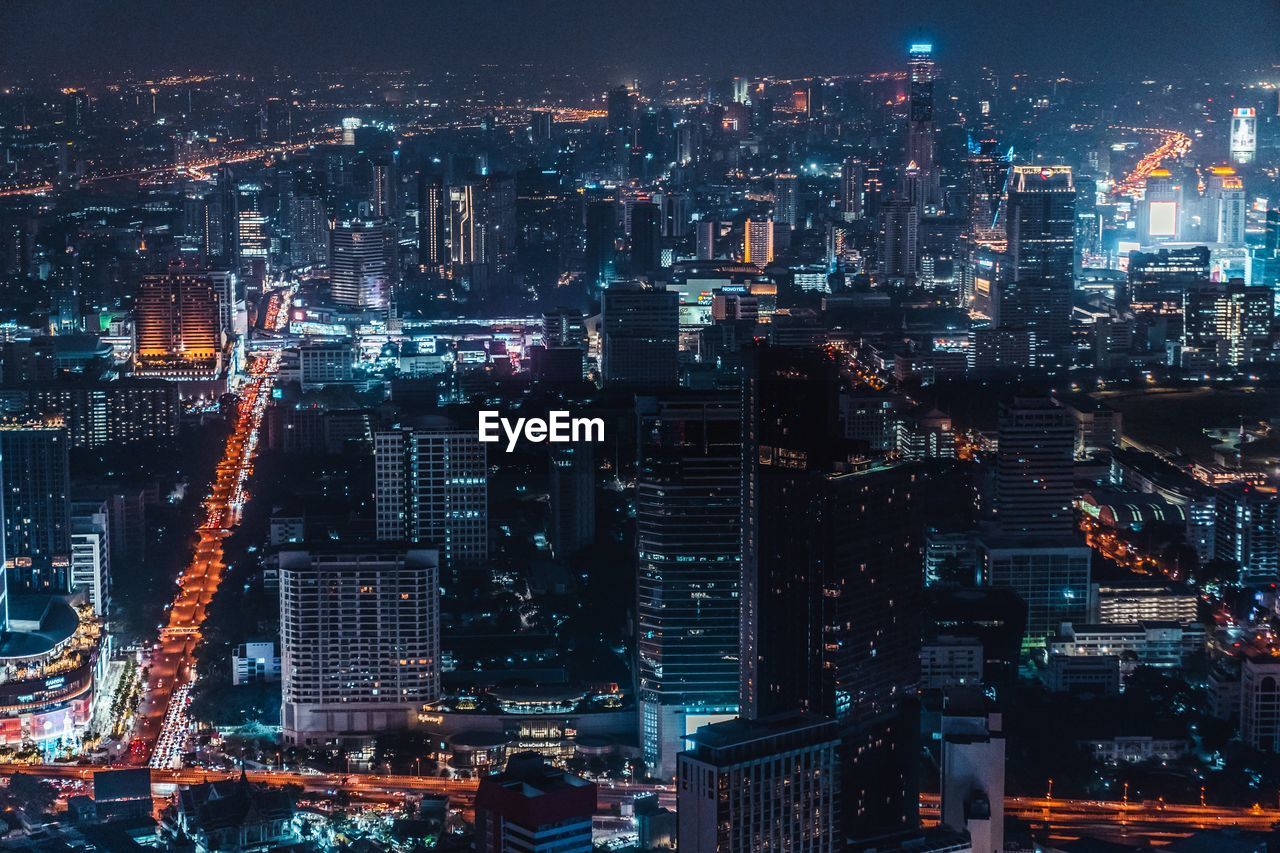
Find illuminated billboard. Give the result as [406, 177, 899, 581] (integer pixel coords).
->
[1230, 108, 1256, 164]
[1148, 201, 1178, 238]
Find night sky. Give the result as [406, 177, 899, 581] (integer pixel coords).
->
[3, 0, 1278, 80]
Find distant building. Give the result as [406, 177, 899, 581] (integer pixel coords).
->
[298, 340, 357, 390]
[232, 641, 281, 685]
[375, 419, 488, 570]
[1090, 582, 1197, 624]
[279, 545, 440, 745]
[678, 713, 841, 853]
[133, 272, 225, 379]
[329, 219, 397, 314]
[920, 637, 985, 690]
[548, 443, 595, 556]
[1044, 653, 1120, 694]
[0, 419, 72, 597]
[980, 537, 1090, 648]
[994, 398, 1075, 537]
[1215, 484, 1279, 584]
[474, 752, 597, 853]
[600, 282, 679, 388]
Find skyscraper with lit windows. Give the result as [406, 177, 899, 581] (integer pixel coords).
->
[636, 393, 741, 779]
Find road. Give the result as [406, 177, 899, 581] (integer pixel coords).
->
[10, 762, 1278, 835]
[920, 793, 1280, 843]
[133, 351, 279, 766]
[0, 134, 335, 197]
[1109, 125, 1193, 198]
[0, 764, 673, 818]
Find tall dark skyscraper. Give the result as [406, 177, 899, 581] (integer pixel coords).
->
[0, 420, 72, 595]
[995, 165, 1076, 366]
[994, 397, 1075, 537]
[599, 281, 678, 388]
[548, 443, 595, 556]
[629, 201, 662, 276]
[417, 172, 446, 274]
[740, 346, 926, 843]
[584, 200, 619, 292]
[906, 42, 940, 209]
[636, 393, 742, 778]
[740, 347, 844, 721]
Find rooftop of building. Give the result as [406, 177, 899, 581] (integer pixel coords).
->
[684, 711, 839, 759]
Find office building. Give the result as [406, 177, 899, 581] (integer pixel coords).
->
[600, 282, 679, 388]
[1215, 484, 1279, 584]
[1181, 281, 1274, 368]
[1090, 582, 1197, 624]
[70, 499, 110, 617]
[232, 641, 281, 685]
[9, 380, 180, 449]
[678, 713, 840, 853]
[0, 419, 72, 595]
[1204, 166, 1246, 246]
[584, 200, 619, 292]
[879, 198, 919, 281]
[298, 340, 357, 391]
[1241, 655, 1280, 752]
[773, 173, 799, 229]
[279, 545, 440, 744]
[329, 219, 397, 313]
[742, 218, 774, 267]
[906, 43, 940, 208]
[636, 393, 741, 778]
[548, 443, 595, 556]
[375, 419, 488, 570]
[630, 200, 662, 276]
[940, 691, 1004, 853]
[840, 157, 864, 221]
[740, 347, 924, 842]
[996, 166, 1076, 365]
[475, 753, 596, 853]
[133, 272, 224, 377]
[994, 398, 1075, 537]
[980, 538, 1090, 647]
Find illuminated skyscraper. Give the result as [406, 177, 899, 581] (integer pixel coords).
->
[133, 272, 224, 376]
[636, 393, 741, 778]
[329, 219, 397, 314]
[773, 173, 798, 229]
[417, 172, 446, 274]
[840, 157, 864, 221]
[0, 419, 72, 595]
[1204, 166, 1246, 246]
[879, 198, 919, 281]
[279, 544, 440, 744]
[742, 218, 773, 267]
[995, 165, 1076, 366]
[906, 42, 940, 208]
[374, 419, 488, 571]
[584, 200, 619, 292]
